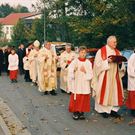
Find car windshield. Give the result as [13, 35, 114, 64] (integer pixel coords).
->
[55, 45, 66, 56]
[121, 50, 133, 59]
[86, 51, 97, 58]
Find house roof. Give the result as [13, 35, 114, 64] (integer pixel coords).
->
[0, 18, 4, 23]
[22, 13, 42, 19]
[0, 13, 36, 25]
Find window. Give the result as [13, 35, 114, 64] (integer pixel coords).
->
[6, 27, 9, 34]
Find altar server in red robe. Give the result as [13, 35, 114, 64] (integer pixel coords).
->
[8, 49, 19, 83]
[68, 46, 93, 120]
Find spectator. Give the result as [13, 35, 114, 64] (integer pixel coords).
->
[17, 44, 26, 75]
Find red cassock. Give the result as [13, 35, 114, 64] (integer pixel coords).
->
[126, 91, 135, 109]
[69, 93, 90, 112]
[10, 70, 18, 80]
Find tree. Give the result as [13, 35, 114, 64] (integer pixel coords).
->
[26, 18, 44, 43]
[12, 20, 28, 47]
[14, 5, 29, 13]
[33, 0, 135, 49]
[0, 4, 14, 17]
[0, 4, 29, 18]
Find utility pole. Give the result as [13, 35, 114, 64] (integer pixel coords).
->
[43, 0, 46, 43]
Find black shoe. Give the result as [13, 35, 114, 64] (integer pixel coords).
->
[50, 90, 57, 96]
[100, 112, 110, 118]
[14, 80, 18, 83]
[72, 112, 79, 120]
[33, 82, 37, 86]
[131, 110, 135, 117]
[25, 79, 31, 82]
[28, 79, 32, 82]
[110, 111, 121, 118]
[44, 91, 49, 95]
[25, 79, 29, 82]
[11, 80, 14, 83]
[79, 112, 85, 120]
[61, 89, 66, 93]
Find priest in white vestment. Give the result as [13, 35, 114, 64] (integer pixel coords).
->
[28, 40, 40, 85]
[60, 44, 76, 93]
[37, 42, 57, 95]
[92, 36, 125, 119]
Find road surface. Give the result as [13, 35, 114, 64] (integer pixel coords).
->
[0, 73, 135, 135]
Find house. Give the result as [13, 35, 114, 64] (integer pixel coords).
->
[22, 13, 42, 27]
[0, 13, 42, 42]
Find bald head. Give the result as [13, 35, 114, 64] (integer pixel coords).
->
[107, 36, 117, 49]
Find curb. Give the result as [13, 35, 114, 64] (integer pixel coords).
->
[0, 115, 11, 135]
[0, 98, 31, 135]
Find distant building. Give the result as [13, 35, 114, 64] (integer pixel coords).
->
[22, 13, 42, 27]
[0, 13, 42, 42]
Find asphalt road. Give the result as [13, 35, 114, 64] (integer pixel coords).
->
[0, 73, 135, 135]
[0, 127, 5, 135]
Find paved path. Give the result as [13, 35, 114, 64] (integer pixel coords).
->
[0, 127, 5, 135]
[0, 73, 135, 135]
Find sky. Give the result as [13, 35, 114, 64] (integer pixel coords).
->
[0, 0, 37, 10]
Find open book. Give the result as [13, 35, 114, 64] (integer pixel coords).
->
[108, 55, 127, 63]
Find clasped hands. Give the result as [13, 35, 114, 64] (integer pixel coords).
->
[80, 66, 86, 73]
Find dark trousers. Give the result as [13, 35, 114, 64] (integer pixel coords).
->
[19, 63, 24, 75]
[24, 70, 31, 81]
[0, 63, 2, 75]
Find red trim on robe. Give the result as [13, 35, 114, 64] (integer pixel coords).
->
[78, 58, 86, 62]
[99, 46, 123, 106]
[99, 71, 107, 105]
[101, 46, 107, 60]
[69, 93, 90, 112]
[9, 70, 18, 80]
[116, 67, 123, 106]
[67, 60, 71, 65]
[99, 46, 107, 104]
[126, 91, 135, 109]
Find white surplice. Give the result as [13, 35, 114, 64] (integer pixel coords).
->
[92, 45, 125, 113]
[67, 58, 93, 99]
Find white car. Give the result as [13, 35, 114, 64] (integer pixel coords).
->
[50, 42, 67, 56]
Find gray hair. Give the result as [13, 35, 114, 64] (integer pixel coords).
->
[66, 43, 72, 48]
[79, 46, 87, 52]
[107, 35, 116, 44]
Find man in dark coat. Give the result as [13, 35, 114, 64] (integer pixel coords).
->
[17, 44, 26, 75]
[3, 47, 11, 75]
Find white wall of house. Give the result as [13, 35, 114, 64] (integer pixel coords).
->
[2, 25, 14, 41]
[1, 14, 42, 42]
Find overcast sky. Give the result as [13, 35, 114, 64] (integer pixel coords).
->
[0, 0, 37, 10]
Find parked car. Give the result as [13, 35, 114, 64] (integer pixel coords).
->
[86, 48, 98, 67]
[50, 42, 67, 56]
[121, 50, 134, 88]
[50, 42, 73, 70]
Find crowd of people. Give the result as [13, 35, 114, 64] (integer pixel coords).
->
[0, 35, 135, 125]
